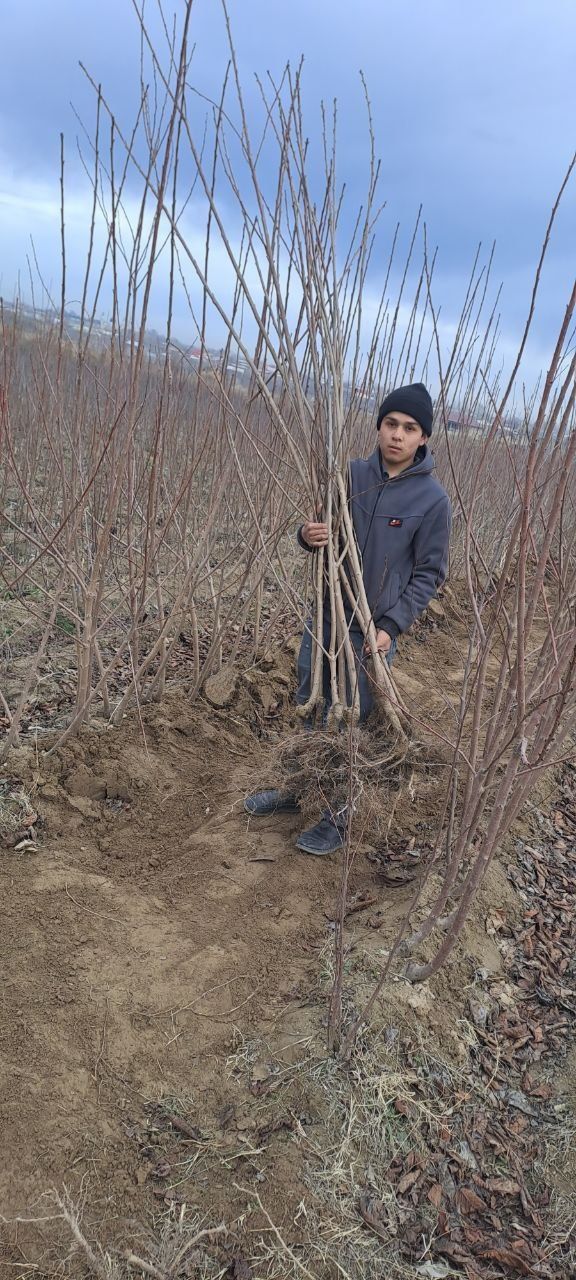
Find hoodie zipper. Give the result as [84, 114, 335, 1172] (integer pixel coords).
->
[360, 475, 390, 557]
[355, 445, 429, 557]
[359, 462, 409, 557]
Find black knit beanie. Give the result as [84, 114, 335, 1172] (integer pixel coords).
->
[376, 382, 433, 437]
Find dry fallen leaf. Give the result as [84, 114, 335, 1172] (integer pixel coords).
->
[468, 995, 492, 1029]
[456, 1186, 487, 1215]
[497, 1088, 538, 1117]
[486, 1176, 521, 1195]
[397, 1169, 421, 1195]
[525, 1081, 553, 1099]
[357, 1192, 390, 1241]
[461, 1222, 486, 1247]
[485, 909, 508, 937]
[478, 1244, 533, 1274]
[427, 1182, 443, 1209]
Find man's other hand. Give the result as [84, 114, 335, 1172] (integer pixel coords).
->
[364, 629, 393, 655]
[301, 520, 329, 547]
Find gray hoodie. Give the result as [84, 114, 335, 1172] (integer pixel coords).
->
[299, 444, 451, 638]
[348, 444, 451, 637]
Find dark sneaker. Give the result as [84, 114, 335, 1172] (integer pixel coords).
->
[295, 813, 345, 856]
[244, 789, 300, 816]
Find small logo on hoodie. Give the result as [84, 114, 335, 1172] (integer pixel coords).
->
[388, 518, 403, 527]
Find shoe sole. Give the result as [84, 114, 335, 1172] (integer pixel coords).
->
[294, 838, 343, 856]
[244, 800, 300, 816]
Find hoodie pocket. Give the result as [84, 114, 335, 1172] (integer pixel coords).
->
[377, 570, 401, 615]
[388, 570, 401, 610]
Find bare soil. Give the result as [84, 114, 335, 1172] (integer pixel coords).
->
[1, 614, 575, 1279]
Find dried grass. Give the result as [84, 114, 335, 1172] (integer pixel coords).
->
[2, 1187, 227, 1280]
[0, 778, 37, 841]
[224, 1027, 466, 1280]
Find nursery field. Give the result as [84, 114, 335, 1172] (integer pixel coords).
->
[1, 14, 576, 1271]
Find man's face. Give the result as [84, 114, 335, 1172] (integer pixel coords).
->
[377, 412, 427, 473]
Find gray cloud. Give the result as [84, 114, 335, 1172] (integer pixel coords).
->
[1, 0, 575, 381]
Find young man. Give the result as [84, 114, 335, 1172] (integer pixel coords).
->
[245, 381, 451, 855]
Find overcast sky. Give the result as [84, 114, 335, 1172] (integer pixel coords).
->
[1, 0, 575, 386]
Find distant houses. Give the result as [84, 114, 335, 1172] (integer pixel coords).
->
[444, 408, 525, 437]
[0, 301, 531, 433]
